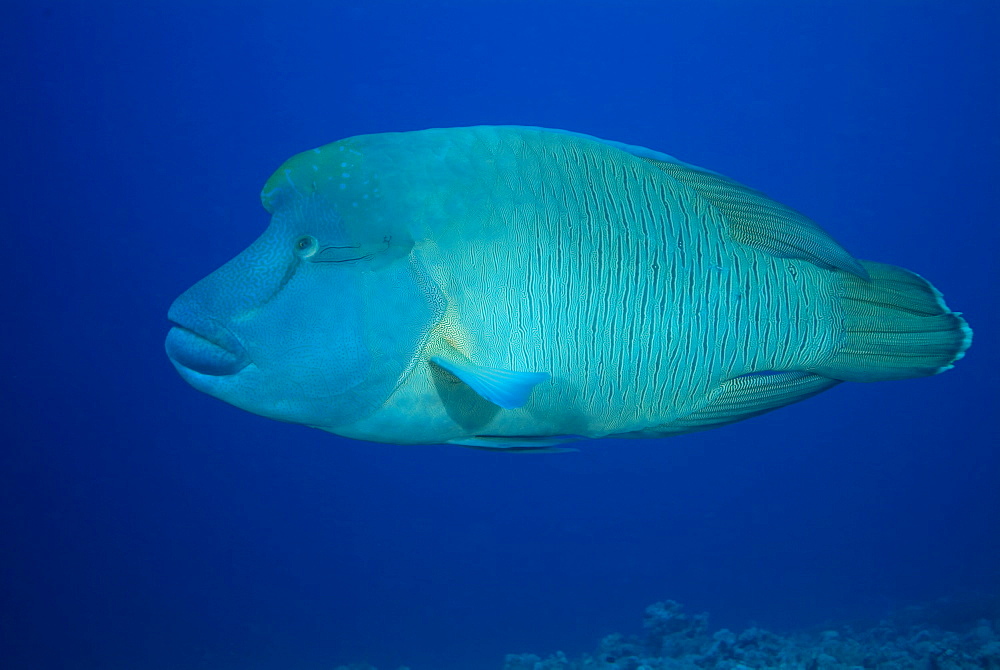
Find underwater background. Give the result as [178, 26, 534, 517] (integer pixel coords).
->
[2, 1, 998, 669]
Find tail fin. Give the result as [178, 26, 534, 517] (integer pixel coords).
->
[811, 261, 972, 382]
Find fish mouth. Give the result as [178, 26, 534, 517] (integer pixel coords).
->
[165, 318, 250, 377]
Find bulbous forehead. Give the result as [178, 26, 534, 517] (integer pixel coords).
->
[260, 132, 430, 251]
[261, 137, 375, 214]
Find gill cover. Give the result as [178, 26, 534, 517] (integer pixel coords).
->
[256, 140, 446, 428]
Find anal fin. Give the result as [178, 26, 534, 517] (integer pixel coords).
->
[646, 371, 841, 437]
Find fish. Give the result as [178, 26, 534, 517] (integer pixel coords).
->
[165, 126, 972, 451]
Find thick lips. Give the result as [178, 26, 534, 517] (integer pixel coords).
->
[165, 299, 251, 377]
[165, 326, 250, 376]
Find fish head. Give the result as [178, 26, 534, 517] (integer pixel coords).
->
[165, 137, 445, 430]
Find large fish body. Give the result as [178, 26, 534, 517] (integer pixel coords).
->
[165, 126, 971, 450]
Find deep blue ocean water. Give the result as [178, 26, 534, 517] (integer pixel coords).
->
[2, 2, 998, 669]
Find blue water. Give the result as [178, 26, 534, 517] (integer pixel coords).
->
[2, 2, 997, 669]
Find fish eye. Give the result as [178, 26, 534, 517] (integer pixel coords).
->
[294, 235, 318, 258]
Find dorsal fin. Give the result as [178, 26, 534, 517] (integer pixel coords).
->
[639, 155, 868, 279]
[520, 127, 868, 278]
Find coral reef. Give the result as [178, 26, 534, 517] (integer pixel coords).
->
[503, 599, 1000, 670]
[337, 596, 1000, 669]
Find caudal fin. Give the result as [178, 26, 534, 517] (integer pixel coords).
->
[811, 261, 972, 382]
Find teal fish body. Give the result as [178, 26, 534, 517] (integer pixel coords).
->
[166, 127, 971, 450]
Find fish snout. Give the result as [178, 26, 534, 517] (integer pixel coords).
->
[165, 301, 250, 377]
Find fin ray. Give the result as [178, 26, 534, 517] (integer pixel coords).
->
[810, 260, 972, 381]
[639, 156, 868, 278]
[489, 128, 867, 277]
[431, 356, 549, 409]
[642, 372, 841, 437]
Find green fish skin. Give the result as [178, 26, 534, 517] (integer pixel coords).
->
[165, 126, 972, 451]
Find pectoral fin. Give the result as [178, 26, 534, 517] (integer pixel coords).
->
[430, 356, 549, 409]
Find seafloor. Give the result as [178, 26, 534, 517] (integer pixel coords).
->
[337, 597, 1000, 670]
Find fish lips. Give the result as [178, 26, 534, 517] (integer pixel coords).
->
[165, 306, 250, 377]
